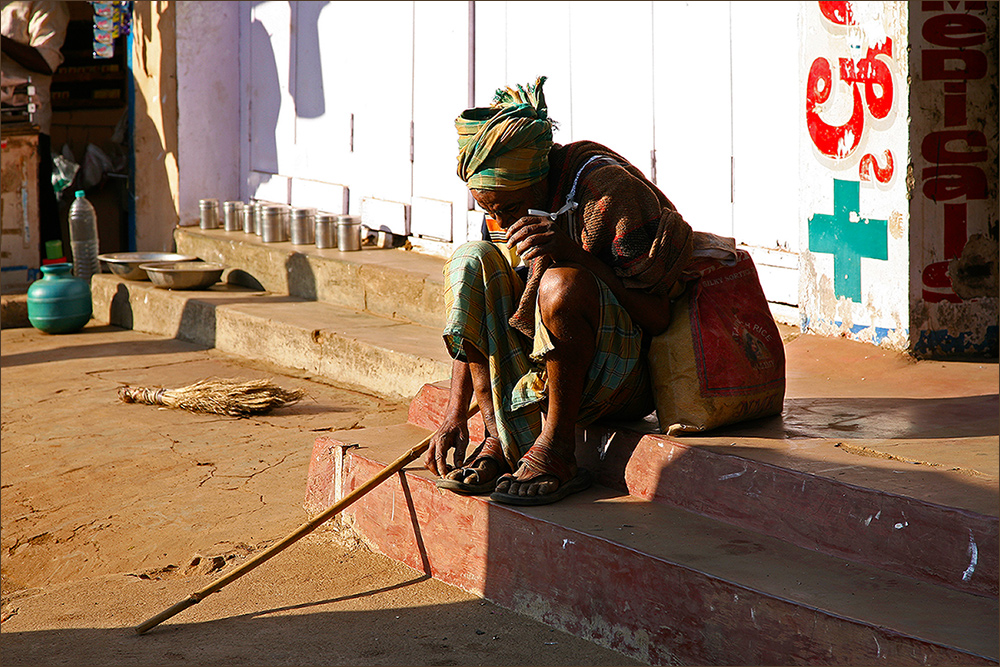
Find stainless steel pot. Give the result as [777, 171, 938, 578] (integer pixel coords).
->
[315, 213, 337, 249]
[290, 208, 316, 245]
[223, 201, 244, 232]
[337, 215, 361, 252]
[199, 198, 220, 229]
[261, 205, 289, 243]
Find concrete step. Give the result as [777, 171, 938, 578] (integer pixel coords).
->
[96, 224, 998, 664]
[304, 421, 998, 666]
[174, 227, 447, 329]
[90, 273, 451, 401]
[403, 384, 998, 600]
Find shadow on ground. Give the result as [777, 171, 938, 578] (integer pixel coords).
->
[2, 594, 630, 667]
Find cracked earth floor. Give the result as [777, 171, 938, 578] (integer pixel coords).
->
[1, 324, 635, 666]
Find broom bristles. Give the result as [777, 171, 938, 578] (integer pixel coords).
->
[118, 378, 305, 417]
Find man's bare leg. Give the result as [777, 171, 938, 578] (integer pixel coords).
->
[495, 265, 599, 498]
[443, 341, 508, 485]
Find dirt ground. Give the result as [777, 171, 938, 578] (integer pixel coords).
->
[1, 324, 637, 666]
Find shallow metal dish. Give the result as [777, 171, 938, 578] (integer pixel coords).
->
[139, 261, 225, 290]
[98, 252, 198, 281]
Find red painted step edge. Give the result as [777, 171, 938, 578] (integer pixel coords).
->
[405, 383, 998, 598]
[323, 448, 994, 666]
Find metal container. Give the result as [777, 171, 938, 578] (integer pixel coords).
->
[261, 204, 289, 243]
[98, 252, 198, 281]
[223, 201, 244, 231]
[337, 215, 361, 252]
[315, 213, 337, 249]
[242, 203, 255, 234]
[254, 202, 266, 237]
[140, 261, 225, 290]
[290, 207, 316, 245]
[199, 198, 220, 229]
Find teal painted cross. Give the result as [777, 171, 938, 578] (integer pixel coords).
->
[808, 179, 888, 303]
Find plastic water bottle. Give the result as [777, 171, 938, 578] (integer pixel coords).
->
[69, 190, 100, 281]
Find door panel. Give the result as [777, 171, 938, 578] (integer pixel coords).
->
[248, 2, 294, 180]
[731, 1, 800, 253]
[293, 1, 352, 190]
[341, 3, 413, 219]
[502, 1, 572, 138]
[652, 1, 733, 238]
[567, 1, 654, 178]
[412, 2, 469, 241]
[731, 1, 800, 307]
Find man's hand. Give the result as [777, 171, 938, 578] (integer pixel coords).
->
[506, 215, 582, 264]
[424, 413, 470, 477]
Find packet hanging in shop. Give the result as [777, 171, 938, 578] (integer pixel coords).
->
[92, 1, 113, 18]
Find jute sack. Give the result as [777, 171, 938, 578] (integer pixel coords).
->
[648, 242, 785, 435]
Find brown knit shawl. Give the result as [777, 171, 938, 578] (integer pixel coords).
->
[509, 141, 694, 337]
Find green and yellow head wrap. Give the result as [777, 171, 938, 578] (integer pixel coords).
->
[455, 76, 554, 191]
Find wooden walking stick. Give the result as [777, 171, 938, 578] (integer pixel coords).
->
[134, 401, 480, 635]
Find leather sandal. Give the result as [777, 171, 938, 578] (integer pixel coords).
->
[436, 436, 510, 495]
[490, 441, 592, 506]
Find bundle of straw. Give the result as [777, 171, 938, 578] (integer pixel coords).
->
[118, 378, 305, 417]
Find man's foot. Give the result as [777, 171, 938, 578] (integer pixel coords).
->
[490, 440, 592, 506]
[435, 437, 510, 495]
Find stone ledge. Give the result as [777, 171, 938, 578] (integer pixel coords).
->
[0, 293, 29, 329]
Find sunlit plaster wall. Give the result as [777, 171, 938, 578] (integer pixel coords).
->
[799, 2, 912, 351]
[131, 0, 179, 253]
[175, 1, 240, 226]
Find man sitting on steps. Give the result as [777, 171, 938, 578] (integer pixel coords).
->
[424, 76, 693, 506]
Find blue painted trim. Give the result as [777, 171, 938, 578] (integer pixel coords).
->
[800, 315, 900, 346]
[914, 326, 999, 358]
[0, 265, 30, 272]
[125, 24, 137, 252]
[801, 315, 999, 358]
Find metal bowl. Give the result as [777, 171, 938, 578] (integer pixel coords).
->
[139, 261, 225, 290]
[98, 252, 198, 281]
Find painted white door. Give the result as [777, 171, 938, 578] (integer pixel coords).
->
[289, 0, 354, 214]
[567, 1, 655, 178]
[248, 1, 296, 202]
[652, 1, 734, 239]
[251, 1, 415, 229]
[473, 1, 573, 113]
[496, 1, 573, 134]
[473, 1, 655, 206]
[471, 0, 574, 241]
[411, 2, 470, 242]
[731, 1, 800, 308]
[333, 2, 413, 232]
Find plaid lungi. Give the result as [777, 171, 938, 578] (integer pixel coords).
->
[443, 241, 652, 470]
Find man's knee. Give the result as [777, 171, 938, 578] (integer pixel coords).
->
[447, 241, 505, 277]
[452, 240, 503, 264]
[538, 266, 599, 327]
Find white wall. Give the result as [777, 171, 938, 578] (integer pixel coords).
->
[798, 1, 912, 348]
[168, 0, 997, 355]
[175, 1, 241, 225]
[205, 1, 802, 303]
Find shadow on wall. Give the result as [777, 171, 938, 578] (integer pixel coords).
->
[292, 1, 326, 120]
[285, 252, 317, 301]
[248, 14, 278, 181]
[246, 2, 329, 196]
[132, 1, 179, 251]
